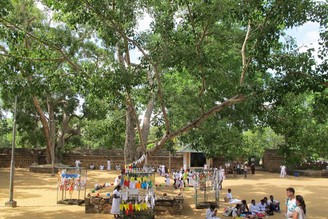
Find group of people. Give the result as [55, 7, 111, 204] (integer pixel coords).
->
[88, 159, 113, 171]
[217, 187, 306, 219]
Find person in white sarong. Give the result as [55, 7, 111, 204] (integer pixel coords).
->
[107, 159, 111, 171]
[110, 185, 121, 218]
[161, 164, 166, 176]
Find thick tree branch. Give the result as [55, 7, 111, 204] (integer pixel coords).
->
[126, 92, 146, 154]
[154, 65, 170, 134]
[33, 96, 52, 163]
[240, 20, 251, 86]
[146, 94, 247, 156]
[82, 1, 171, 135]
[0, 53, 65, 62]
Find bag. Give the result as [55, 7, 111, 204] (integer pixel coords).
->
[256, 212, 265, 218]
[223, 207, 233, 217]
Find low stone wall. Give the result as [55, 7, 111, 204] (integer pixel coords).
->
[85, 196, 112, 214]
[0, 148, 183, 170]
[290, 169, 328, 178]
[0, 148, 46, 168]
[62, 149, 183, 170]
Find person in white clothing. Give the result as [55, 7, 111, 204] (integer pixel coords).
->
[114, 175, 122, 186]
[107, 159, 111, 171]
[293, 195, 306, 219]
[110, 185, 121, 218]
[206, 204, 220, 219]
[161, 164, 166, 176]
[99, 164, 104, 170]
[285, 187, 297, 218]
[75, 160, 81, 168]
[268, 195, 281, 212]
[224, 189, 241, 204]
[280, 165, 287, 178]
[232, 204, 242, 219]
[250, 199, 259, 214]
[256, 199, 268, 215]
[165, 174, 171, 186]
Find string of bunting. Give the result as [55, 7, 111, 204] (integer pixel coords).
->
[126, 154, 147, 167]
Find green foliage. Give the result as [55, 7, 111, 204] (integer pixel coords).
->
[242, 127, 285, 159]
[0, 0, 327, 165]
[267, 91, 328, 166]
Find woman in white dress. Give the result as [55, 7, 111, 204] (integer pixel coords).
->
[111, 185, 121, 218]
[293, 195, 306, 219]
[107, 159, 111, 171]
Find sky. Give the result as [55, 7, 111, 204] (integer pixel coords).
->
[286, 22, 321, 54]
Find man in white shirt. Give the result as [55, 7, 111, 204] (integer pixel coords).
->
[250, 199, 259, 214]
[256, 199, 267, 213]
[224, 189, 241, 204]
[285, 187, 296, 218]
[268, 195, 280, 212]
[280, 165, 286, 178]
[114, 175, 122, 186]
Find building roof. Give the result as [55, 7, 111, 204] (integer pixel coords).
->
[177, 145, 203, 153]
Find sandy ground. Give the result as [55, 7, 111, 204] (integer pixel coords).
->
[0, 168, 327, 219]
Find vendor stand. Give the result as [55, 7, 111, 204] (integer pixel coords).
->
[194, 169, 219, 209]
[57, 167, 87, 205]
[120, 169, 156, 219]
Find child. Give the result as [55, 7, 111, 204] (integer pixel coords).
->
[232, 204, 242, 219]
[206, 204, 220, 219]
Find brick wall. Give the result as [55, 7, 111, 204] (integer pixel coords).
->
[0, 148, 183, 170]
[262, 149, 284, 172]
[0, 148, 46, 168]
[62, 149, 183, 170]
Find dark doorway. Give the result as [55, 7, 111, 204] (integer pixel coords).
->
[190, 153, 206, 167]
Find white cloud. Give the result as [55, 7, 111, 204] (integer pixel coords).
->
[286, 22, 321, 61]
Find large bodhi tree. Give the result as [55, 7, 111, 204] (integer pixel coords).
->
[1, 0, 327, 164]
[0, 0, 98, 165]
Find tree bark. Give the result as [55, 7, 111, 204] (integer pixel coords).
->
[141, 96, 155, 149]
[32, 96, 52, 163]
[57, 109, 68, 162]
[47, 97, 56, 174]
[124, 104, 137, 165]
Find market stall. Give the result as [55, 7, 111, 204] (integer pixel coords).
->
[57, 167, 87, 205]
[194, 169, 219, 209]
[119, 171, 156, 219]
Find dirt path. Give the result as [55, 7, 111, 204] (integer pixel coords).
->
[0, 168, 327, 219]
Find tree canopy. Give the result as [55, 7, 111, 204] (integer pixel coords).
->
[0, 0, 327, 166]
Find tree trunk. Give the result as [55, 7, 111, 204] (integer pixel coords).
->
[141, 96, 155, 148]
[124, 104, 136, 165]
[32, 96, 52, 164]
[47, 97, 56, 175]
[57, 110, 68, 162]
